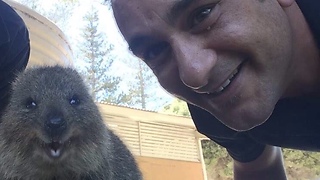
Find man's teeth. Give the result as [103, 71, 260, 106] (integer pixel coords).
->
[215, 86, 224, 93]
[213, 68, 239, 94]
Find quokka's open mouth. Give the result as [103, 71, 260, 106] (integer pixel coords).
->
[45, 140, 64, 159]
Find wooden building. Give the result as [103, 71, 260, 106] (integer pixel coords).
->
[98, 103, 208, 180]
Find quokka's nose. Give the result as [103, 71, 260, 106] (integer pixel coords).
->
[45, 117, 66, 137]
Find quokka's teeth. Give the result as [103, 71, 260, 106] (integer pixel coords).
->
[51, 149, 61, 157]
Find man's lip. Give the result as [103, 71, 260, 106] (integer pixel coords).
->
[195, 62, 243, 95]
[212, 68, 239, 94]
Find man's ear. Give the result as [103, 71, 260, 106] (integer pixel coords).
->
[277, 0, 295, 7]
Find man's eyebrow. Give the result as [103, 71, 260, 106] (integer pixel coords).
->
[168, 0, 194, 23]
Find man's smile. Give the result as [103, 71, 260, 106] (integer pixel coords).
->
[195, 61, 244, 97]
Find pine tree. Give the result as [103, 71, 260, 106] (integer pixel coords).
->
[122, 59, 171, 110]
[78, 6, 122, 103]
[127, 61, 152, 109]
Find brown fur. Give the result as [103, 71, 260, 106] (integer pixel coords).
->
[0, 66, 142, 180]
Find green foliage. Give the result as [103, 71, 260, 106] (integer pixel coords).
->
[160, 98, 191, 117]
[202, 144, 320, 180]
[201, 140, 233, 180]
[201, 141, 320, 180]
[283, 149, 320, 180]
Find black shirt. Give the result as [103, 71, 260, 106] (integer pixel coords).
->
[188, 0, 320, 163]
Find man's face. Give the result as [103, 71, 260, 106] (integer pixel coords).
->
[113, 0, 294, 131]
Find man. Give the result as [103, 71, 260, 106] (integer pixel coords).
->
[0, 0, 30, 116]
[112, 0, 320, 179]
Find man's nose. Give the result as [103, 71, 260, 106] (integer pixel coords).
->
[171, 36, 217, 89]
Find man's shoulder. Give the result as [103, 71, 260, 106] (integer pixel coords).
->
[296, 0, 320, 46]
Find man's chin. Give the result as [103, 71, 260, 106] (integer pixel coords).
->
[215, 109, 273, 132]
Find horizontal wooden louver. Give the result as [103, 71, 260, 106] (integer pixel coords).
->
[103, 115, 200, 162]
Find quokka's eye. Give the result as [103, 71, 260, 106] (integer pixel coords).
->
[25, 98, 37, 109]
[69, 95, 80, 106]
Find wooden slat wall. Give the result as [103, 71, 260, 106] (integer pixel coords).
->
[103, 115, 201, 162]
[104, 117, 141, 155]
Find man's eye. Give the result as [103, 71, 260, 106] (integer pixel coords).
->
[191, 7, 212, 26]
[143, 42, 169, 61]
[190, 6, 213, 27]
